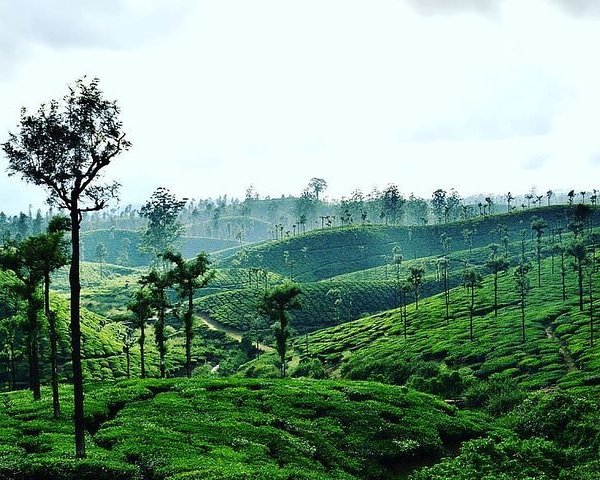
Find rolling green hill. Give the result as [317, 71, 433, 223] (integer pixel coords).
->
[0, 377, 488, 479]
[302, 254, 599, 397]
[219, 205, 600, 281]
[81, 229, 240, 267]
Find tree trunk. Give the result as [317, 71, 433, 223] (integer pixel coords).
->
[521, 299, 526, 342]
[537, 245, 542, 287]
[561, 254, 566, 302]
[26, 291, 41, 400]
[10, 342, 16, 390]
[578, 267, 584, 312]
[125, 347, 130, 378]
[70, 205, 86, 458]
[139, 322, 146, 379]
[45, 272, 60, 419]
[469, 286, 474, 341]
[185, 289, 193, 378]
[159, 302, 165, 379]
[444, 266, 449, 320]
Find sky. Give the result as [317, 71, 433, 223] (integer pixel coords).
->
[1, 0, 600, 212]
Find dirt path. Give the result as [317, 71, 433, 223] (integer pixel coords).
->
[545, 325, 577, 372]
[197, 313, 275, 353]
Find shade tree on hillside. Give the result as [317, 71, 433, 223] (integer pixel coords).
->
[531, 217, 548, 287]
[514, 262, 532, 342]
[408, 265, 425, 310]
[259, 282, 301, 377]
[0, 238, 45, 400]
[140, 268, 172, 378]
[307, 177, 327, 201]
[165, 251, 213, 378]
[567, 239, 589, 312]
[392, 245, 403, 308]
[2, 76, 131, 457]
[462, 267, 482, 341]
[381, 184, 404, 225]
[140, 187, 187, 262]
[431, 189, 447, 223]
[95, 242, 108, 279]
[585, 260, 595, 347]
[127, 288, 153, 379]
[0, 292, 21, 391]
[36, 216, 71, 418]
[485, 249, 509, 318]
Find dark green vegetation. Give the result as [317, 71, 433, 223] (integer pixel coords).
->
[2, 78, 600, 478]
[0, 378, 489, 480]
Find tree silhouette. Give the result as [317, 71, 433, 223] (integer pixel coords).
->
[408, 265, 425, 310]
[95, 242, 108, 279]
[140, 268, 172, 378]
[506, 192, 514, 212]
[486, 251, 509, 317]
[463, 267, 482, 340]
[140, 187, 186, 262]
[36, 216, 71, 418]
[2, 77, 130, 457]
[259, 282, 302, 377]
[0, 240, 43, 400]
[308, 178, 327, 201]
[567, 239, 589, 312]
[164, 251, 212, 377]
[531, 217, 548, 287]
[514, 262, 531, 342]
[127, 288, 153, 379]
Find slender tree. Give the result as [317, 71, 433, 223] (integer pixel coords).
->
[2, 77, 131, 457]
[585, 262, 595, 347]
[0, 239, 44, 400]
[36, 216, 71, 418]
[514, 262, 531, 342]
[259, 282, 301, 377]
[567, 239, 589, 312]
[531, 217, 548, 287]
[139, 188, 187, 262]
[140, 268, 172, 378]
[408, 265, 425, 310]
[95, 242, 108, 279]
[164, 251, 212, 378]
[486, 252, 509, 317]
[463, 267, 482, 340]
[127, 288, 153, 378]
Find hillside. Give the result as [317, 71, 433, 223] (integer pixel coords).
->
[0, 377, 487, 480]
[219, 205, 600, 281]
[300, 254, 599, 397]
[81, 229, 240, 267]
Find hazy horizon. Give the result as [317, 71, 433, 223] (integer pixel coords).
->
[2, 0, 600, 211]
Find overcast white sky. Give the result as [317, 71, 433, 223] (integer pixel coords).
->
[1, 0, 600, 212]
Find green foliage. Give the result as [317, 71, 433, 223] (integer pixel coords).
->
[0, 378, 486, 480]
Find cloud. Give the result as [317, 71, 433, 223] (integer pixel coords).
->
[401, 0, 500, 16]
[522, 154, 550, 170]
[590, 153, 600, 165]
[0, 0, 192, 79]
[550, 0, 600, 16]
[402, 66, 569, 142]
